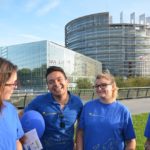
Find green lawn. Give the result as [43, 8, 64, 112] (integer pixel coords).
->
[132, 113, 149, 150]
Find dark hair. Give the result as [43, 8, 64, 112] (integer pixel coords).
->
[0, 57, 17, 110]
[46, 66, 67, 79]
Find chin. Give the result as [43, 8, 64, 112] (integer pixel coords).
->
[100, 97, 106, 100]
[99, 94, 106, 98]
[4, 97, 10, 101]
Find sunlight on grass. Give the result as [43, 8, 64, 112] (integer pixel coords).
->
[132, 113, 149, 150]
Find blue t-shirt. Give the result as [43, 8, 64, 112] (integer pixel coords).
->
[144, 114, 150, 138]
[24, 92, 83, 150]
[78, 99, 136, 150]
[0, 101, 24, 150]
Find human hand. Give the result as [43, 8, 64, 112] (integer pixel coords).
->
[145, 139, 150, 150]
[145, 144, 150, 150]
[19, 135, 27, 145]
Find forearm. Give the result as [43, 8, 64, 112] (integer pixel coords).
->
[125, 139, 136, 150]
[76, 129, 83, 150]
[16, 140, 23, 150]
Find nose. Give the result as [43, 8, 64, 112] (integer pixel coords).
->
[96, 85, 102, 90]
[53, 80, 59, 86]
[13, 85, 18, 89]
[97, 87, 102, 90]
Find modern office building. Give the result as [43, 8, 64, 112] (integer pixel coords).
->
[0, 40, 102, 90]
[65, 12, 150, 77]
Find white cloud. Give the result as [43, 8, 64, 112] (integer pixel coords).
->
[24, 0, 41, 12]
[23, 0, 60, 16]
[36, 0, 60, 16]
[19, 34, 43, 41]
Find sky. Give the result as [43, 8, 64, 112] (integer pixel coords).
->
[0, 0, 150, 46]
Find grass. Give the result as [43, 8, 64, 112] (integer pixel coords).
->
[132, 113, 149, 150]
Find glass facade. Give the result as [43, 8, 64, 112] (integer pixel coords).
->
[65, 12, 150, 77]
[0, 40, 102, 90]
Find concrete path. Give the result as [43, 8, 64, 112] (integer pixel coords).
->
[120, 98, 150, 114]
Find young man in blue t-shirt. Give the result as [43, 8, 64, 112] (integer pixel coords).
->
[24, 66, 83, 150]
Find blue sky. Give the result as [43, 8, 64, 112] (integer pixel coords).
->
[0, 0, 150, 46]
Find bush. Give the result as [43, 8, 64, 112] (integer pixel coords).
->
[76, 78, 93, 89]
[116, 77, 150, 88]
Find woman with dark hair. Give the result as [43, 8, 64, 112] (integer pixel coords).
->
[76, 72, 136, 150]
[0, 57, 24, 150]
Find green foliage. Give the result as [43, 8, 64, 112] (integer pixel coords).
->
[76, 76, 150, 89]
[76, 78, 93, 89]
[115, 77, 150, 88]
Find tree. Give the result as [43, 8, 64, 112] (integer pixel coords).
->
[76, 78, 93, 89]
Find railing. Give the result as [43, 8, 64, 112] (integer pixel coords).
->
[11, 87, 150, 109]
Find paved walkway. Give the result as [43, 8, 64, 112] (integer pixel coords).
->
[19, 97, 150, 115]
[120, 98, 150, 114]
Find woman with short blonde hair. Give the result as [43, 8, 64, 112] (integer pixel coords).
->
[77, 72, 136, 150]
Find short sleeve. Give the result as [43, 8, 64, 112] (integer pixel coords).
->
[78, 106, 85, 129]
[123, 111, 136, 140]
[16, 113, 24, 139]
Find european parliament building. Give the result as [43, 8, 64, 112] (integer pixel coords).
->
[65, 12, 150, 77]
[0, 40, 102, 90]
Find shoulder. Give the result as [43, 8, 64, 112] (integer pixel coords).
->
[79, 99, 98, 114]
[70, 92, 82, 103]
[114, 101, 131, 117]
[68, 93, 83, 109]
[30, 93, 51, 103]
[115, 101, 129, 112]
[70, 93, 81, 100]
[24, 93, 51, 111]
[3, 101, 17, 111]
[35, 93, 51, 100]
[2, 101, 18, 117]
[83, 99, 99, 108]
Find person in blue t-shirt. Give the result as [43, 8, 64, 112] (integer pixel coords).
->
[144, 114, 150, 150]
[0, 57, 24, 150]
[76, 72, 136, 150]
[24, 66, 83, 150]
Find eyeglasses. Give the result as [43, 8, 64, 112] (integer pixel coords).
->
[93, 83, 112, 89]
[58, 113, 65, 128]
[5, 82, 18, 87]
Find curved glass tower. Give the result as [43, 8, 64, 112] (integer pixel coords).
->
[65, 12, 150, 77]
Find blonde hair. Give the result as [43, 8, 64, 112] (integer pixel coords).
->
[96, 72, 118, 99]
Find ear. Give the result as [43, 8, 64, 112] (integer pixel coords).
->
[47, 86, 50, 92]
[66, 78, 69, 84]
